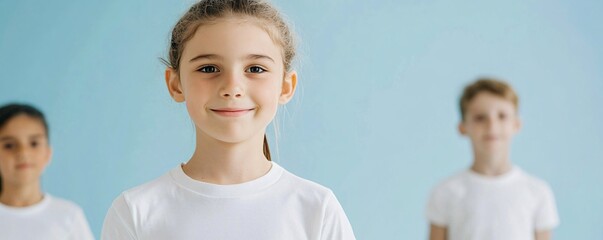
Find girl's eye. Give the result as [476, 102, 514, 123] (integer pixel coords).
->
[31, 141, 39, 148]
[198, 66, 219, 73]
[3, 143, 14, 150]
[247, 66, 266, 73]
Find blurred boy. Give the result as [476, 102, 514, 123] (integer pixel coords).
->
[427, 78, 559, 240]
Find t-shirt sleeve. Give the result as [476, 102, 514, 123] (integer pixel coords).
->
[534, 182, 560, 230]
[101, 194, 137, 240]
[68, 206, 96, 240]
[320, 191, 356, 240]
[426, 185, 449, 227]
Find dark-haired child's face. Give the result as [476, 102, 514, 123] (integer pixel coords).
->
[0, 114, 51, 188]
[459, 92, 520, 157]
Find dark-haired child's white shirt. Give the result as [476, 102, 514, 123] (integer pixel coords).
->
[0, 194, 95, 240]
[426, 166, 559, 240]
[102, 162, 356, 240]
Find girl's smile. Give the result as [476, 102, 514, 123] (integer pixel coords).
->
[15, 163, 34, 170]
[209, 107, 257, 117]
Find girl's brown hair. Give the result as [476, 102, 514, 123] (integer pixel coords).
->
[164, 0, 296, 160]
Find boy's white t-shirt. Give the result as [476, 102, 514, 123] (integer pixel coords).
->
[426, 166, 560, 240]
[0, 194, 95, 240]
[102, 162, 356, 240]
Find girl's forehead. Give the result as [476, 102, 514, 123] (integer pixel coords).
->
[0, 115, 46, 136]
[182, 17, 284, 60]
[191, 20, 276, 47]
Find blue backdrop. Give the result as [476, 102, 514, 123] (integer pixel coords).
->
[1, 0, 601, 239]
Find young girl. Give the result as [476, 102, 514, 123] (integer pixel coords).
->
[0, 103, 95, 240]
[101, 0, 355, 239]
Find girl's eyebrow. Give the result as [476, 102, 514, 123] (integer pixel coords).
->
[28, 134, 45, 140]
[0, 134, 45, 142]
[189, 54, 222, 63]
[189, 54, 275, 63]
[0, 136, 14, 142]
[247, 54, 274, 63]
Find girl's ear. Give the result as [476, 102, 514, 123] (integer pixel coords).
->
[44, 146, 52, 168]
[458, 122, 467, 135]
[279, 70, 297, 104]
[165, 68, 185, 102]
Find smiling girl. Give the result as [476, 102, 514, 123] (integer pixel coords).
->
[101, 1, 355, 239]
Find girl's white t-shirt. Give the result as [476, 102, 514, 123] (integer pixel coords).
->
[426, 166, 560, 240]
[102, 162, 356, 240]
[0, 194, 95, 240]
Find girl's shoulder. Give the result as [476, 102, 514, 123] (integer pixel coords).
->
[46, 195, 81, 209]
[276, 163, 337, 201]
[37, 194, 87, 220]
[117, 167, 177, 203]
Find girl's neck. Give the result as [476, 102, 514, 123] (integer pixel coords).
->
[0, 182, 44, 207]
[183, 130, 272, 185]
[470, 151, 512, 177]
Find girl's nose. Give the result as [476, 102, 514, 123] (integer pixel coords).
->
[219, 73, 245, 98]
[221, 89, 243, 98]
[15, 146, 28, 162]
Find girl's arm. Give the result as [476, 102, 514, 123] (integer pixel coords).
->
[320, 191, 356, 240]
[429, 224, 447, 240]
[535, 230, 552, 240]
[101, 195, 137, 240]
[69, 207, 96, 240]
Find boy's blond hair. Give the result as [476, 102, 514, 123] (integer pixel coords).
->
[459, 78, 519, 120]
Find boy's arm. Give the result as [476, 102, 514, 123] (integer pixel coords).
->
[534, 182, 559, 239]
[426, 184, 449, 240]
[429, 224, 447, 240]
[535, 230, 552, 240]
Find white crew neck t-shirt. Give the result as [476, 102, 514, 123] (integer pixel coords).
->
[426, 166, 560, 240]
[102, 162, 356, 240]
[0, 194, 95, 240]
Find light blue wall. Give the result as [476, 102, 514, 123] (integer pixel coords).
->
[1, 0, 601, 238]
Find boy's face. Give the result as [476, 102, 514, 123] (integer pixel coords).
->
[459, 92, 520, 156]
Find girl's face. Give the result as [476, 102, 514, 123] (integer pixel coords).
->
[0, 115, 51, 188]
[166, 17, 296, 144]
[459, 92, 520, 156]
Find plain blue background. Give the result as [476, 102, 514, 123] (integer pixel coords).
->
[1, 0, 602, 239]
